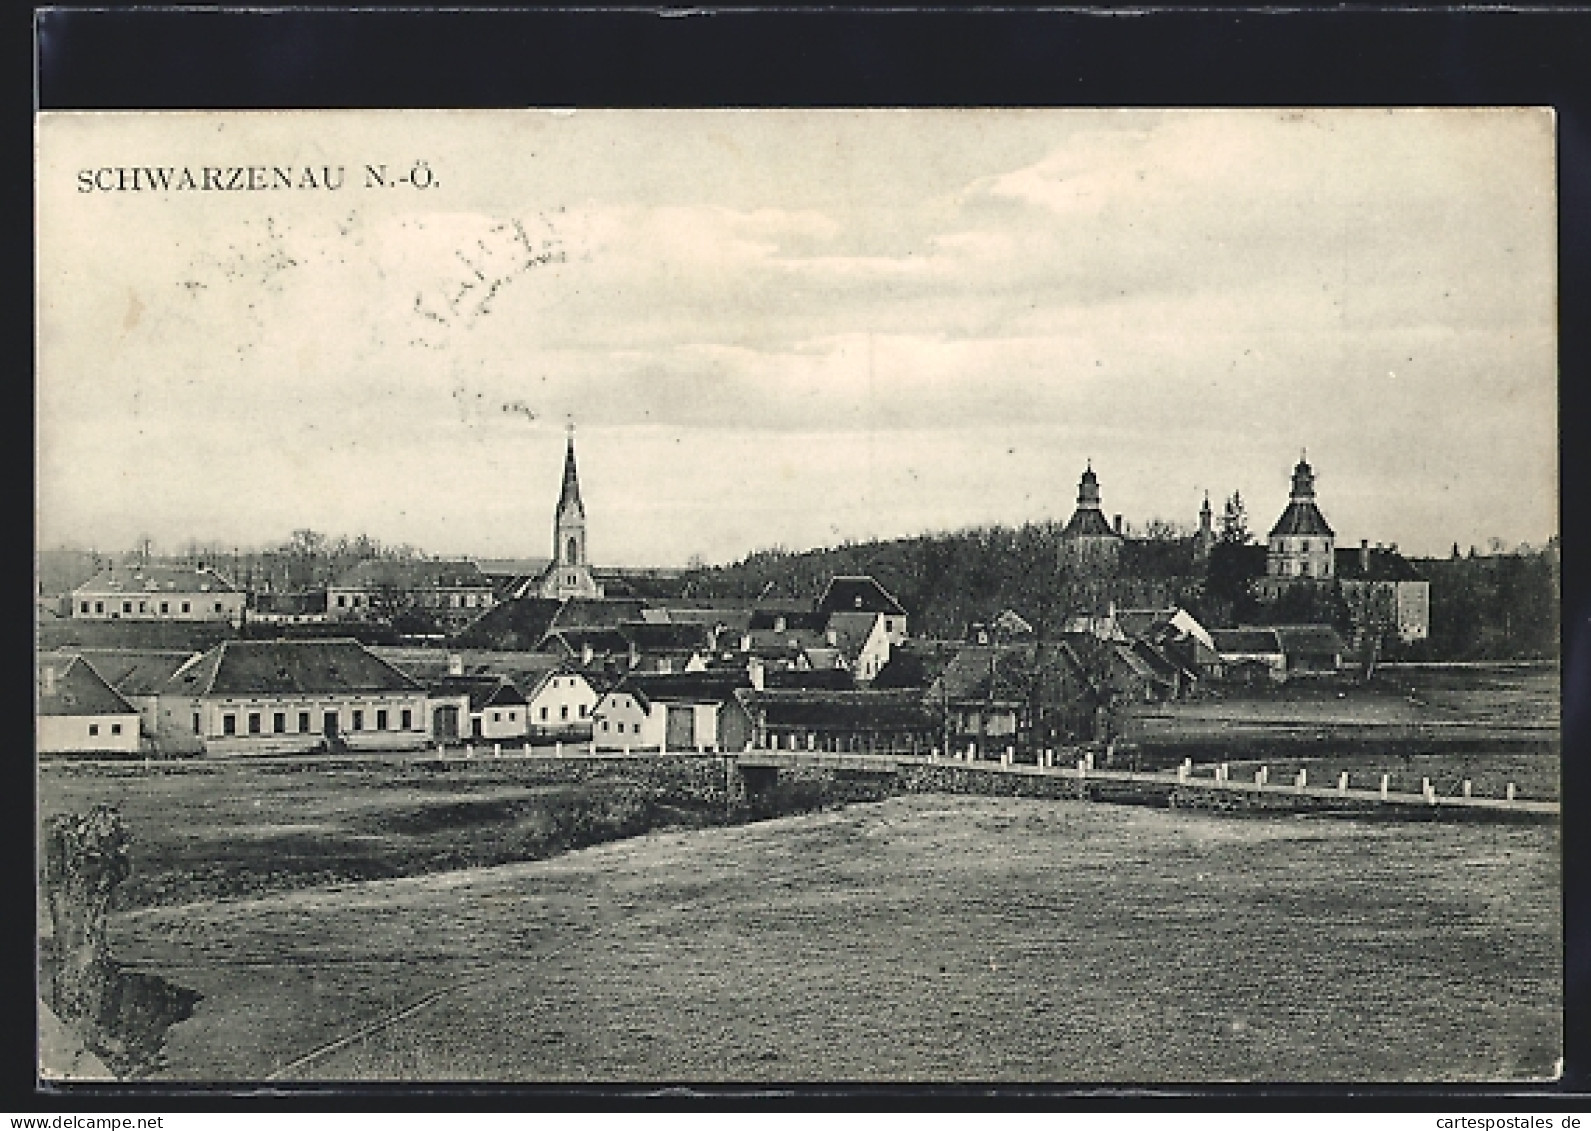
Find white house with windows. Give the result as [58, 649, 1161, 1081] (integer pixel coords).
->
[525, 667, 599, 739]
[71, 566, 245, 624]
[37, 655, 142, 755]
[155, 638, 430, 755]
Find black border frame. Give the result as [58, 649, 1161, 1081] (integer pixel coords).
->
[21, 4, 1591, 1112]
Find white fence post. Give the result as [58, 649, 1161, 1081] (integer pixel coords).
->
[465, 743, 474, 759]
[1177, 762, 1189, 783]
[1338, 771, 1349, 793]
[1085, 751, 1095, 771]
[1254, 769, 1265, 786]
[1077, 757, 1087, 779]
[1295, 769, 1307, 790]
[1507, 782, 1517, 802]
[554, 740, 562, 758]
[1218, 762, 1228, 783]
[1380, 774, 1390, 800]
[1462, 779, 1472, 798]
[494, 742, 502, 758]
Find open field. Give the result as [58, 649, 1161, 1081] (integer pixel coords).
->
[94, 794, 1558, 1083]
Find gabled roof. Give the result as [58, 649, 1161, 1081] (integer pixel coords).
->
[619, 621, 713, 652]
[741, 627, 830, 659]
[163, 639, 422, 697]
[541, 627, 632, 656]
[749, 609, 827, 632]
[426, 674, 527, 711]
[549, 597, 652, 629]
[38, 656, 139, 717]
[824, 610, 886, 665]
[739, 688, 932, 731]
[1113, 608, 1179, 641]
[817, 576, 907, 618]
[333, 559, 492, 591]
[929, 645, 1037, 704]
[603, 671, 749, 710]
[449, 597, 564, 650]
[1210, 628, 1284, 657]
[64, 649, 200, 697]
[74, 566, 238, 596]
[1269, 624, 1348, 657]
[873, 639, 966, 689]
[1334, 547, 1424, 581]
[765, 668, 857, 691]
[1268, 502, 1335, 539]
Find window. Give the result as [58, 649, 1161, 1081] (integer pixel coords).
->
[214, 602, 224, 614]
[192, 713, 201, 734]
[273, 712, 286, 734]
[353, 595, 363, 607]
[111, 723, 122, 735]
[298, 712, 311, 733]
[79, 602, 89, 614]
[401, 708, 412, 729]
[88, 724, 99, 736]
[159, 601, 169, 614]
[248, 713, 261, 735]
[352, 709, 364, 731]
[223, 714, 236, 735]
[122, 601, 132, 614]
[579, 704, 588, 718]
[560, 705, 570, 721]
[181, 601, 190, 613]
[492, 711, 500, 723]
[540, 706, 549, 721]
[138, 601, 146, 613]
[376, 709, 388, 730]
[508, 711, 516, 722]
[602, 721, 610, 732]
[337, 595, 347, 608]
[94, 601, 104, 614]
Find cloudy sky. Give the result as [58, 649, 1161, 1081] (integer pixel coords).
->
[37, 110, 1556, 565]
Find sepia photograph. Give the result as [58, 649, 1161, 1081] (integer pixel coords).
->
[34, 108, 1560, 1085]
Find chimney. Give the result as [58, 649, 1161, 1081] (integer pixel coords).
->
[1360, 539, 1370, 572]
[447, 653, 463, 676]
[581, 643, 594, 666]
[773, 615, 786, 634]
[42, 665, 56, 696]
[748, 656, 765, 691]
[628, 639, 639, 668]
[826, 628, 838, 646]
[1113, 514, 1124, 536]
[740, 633, 752, 652]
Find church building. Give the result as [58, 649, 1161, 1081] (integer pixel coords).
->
[1059, 463, 1125, 562]
[1259, 454, 1336, 592]
[534, 428, 606, 601]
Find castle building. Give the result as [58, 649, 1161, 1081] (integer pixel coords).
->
[1060, 464, 1125, 559]
[534, 428, 606, 601]
[1263, 455, 1335, 584]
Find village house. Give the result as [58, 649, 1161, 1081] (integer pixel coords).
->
[817, 576, 910, 644]
[525, 666, 600, 739]
[326, 559, 496, 629]
[58, 648, 201, 745]
[249, 589, 330, 625]
[155, 638, 430, 755]
[72, 565, 245, 625]
[1336, 541, 1431, 643]
[1269, 624, 1349, 676]
[737, 687, 937, 754]
[423, 673, 529, 742]
[37, 655, 142, 756]
[1208, 628, 1289, 684]
[591, 672, 753, 752]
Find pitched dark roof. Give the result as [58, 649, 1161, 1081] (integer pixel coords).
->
[252, 590, 329, 615]
[38, 656, 139, 717]
[612, 671, 749, 708]
[541, 627, 632, 656]
[817, 576, 907, 618]
[164, 639, 422, 697]
[1268, 502, 1335, 539]
[550, 598, 652, 630]
[749, 608, 827, 632]
[1210, 629, 1284, 656]
[619, 621, 713, 652]
[449, 597, 563, 650]
[740, 688, 932, 731]
[824, 611, 885, 665]
[1113, 608, 1178, 641]
[65, 649, 200, 697]
[873, 639, 965, 689]
[426, 674, 527, 711]
[333, 559, 492, 590]
[1062, 508, 1121, 540]
[75, 566, 238, 596]
[764, 668, 857, 691]
[1334, 547, 1424, 581]
[1269, 624, 1348, 657]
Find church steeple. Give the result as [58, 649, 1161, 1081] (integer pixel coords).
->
[558, 425, 585, 519]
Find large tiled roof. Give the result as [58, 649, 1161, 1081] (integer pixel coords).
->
[739, 688, 932, 730]
[1061, 508, 1121, 540]
[333, 559, 492, 590]
[1270, 624, 1348, 656]
[450, 597, 563, 650]
[1210, 629, 1284, 656]
[1334, 547, 1423, 581]
[1268, 502, 1335, 539]
[749, 609, 827, 632]
[619, 621, 713, 652]
[927, 642, 1088, 703]
[611, 671, 750, 709]
[74, 566, 238, 596]
[426, 674, 527, 711]
[64, 649, 200, 697]
[823, 611, 884, 665]
[550, 598, 652, 629]
[38, 656, 138, 717]
[817, 576, 907, 617]
[542, 627, 633, 656]
[164, 639, 422, 697]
